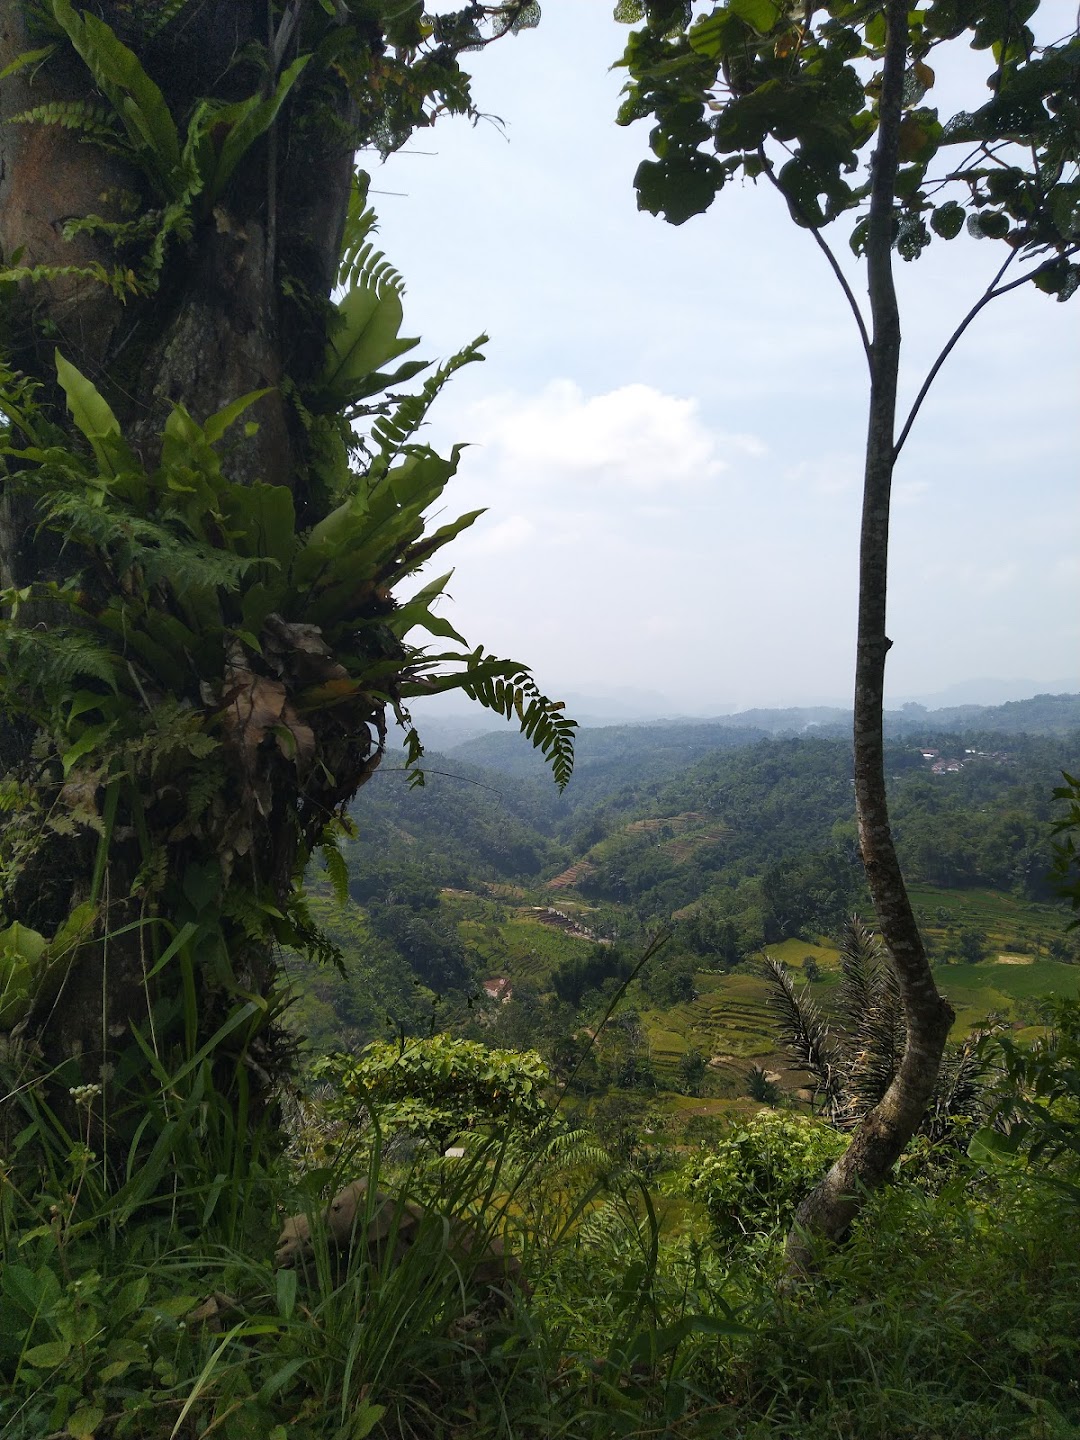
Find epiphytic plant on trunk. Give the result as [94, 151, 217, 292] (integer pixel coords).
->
[0, 0, 565, 1160]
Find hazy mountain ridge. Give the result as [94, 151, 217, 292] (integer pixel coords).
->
[449, 692, 1080, 782]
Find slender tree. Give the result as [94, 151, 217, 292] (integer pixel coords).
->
[0, 0, 568, 1148]
[616, 0, 1079, 1267]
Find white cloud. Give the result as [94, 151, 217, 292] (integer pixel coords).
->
[461, 380, 761, 494]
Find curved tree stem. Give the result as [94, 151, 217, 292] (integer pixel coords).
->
[786, 0, 955, 1277]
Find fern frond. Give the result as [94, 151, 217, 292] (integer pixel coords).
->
[140, 0, 199, 39]
[0, 261, 134, 299]
[370, 336, 486, 460]
[43, 493, 261, 597]
[0, 625, 119, 702]
[400, 650, 575, 789]
[184, 763, 226, 830]
[543, 1126, 612, 1174]
[10, 99, 121, 145]
[458, 653, 577, 790]
[318, 838, 350, 907]
[337, 174, 404, 294]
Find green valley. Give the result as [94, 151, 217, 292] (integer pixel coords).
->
[286, 710, 1080, 1126]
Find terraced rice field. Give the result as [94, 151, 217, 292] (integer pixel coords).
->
[547, 860, 596, 891]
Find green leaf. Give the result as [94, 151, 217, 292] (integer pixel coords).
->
[275, 1267, 298, 1322]
[0, 921, 47, 967]
[203, 389, 273, 446]
[61, 723, 114, 778]
[200, 56, 311, 206]
[66, 1403, 105, 1437]
[0, 45, 56, 80]
[728, 0, 780, 35]
[23, 1339, 72, 1368]
[968, 1126, 1023, 1165]
[51, 0, 181, 196]
[341, 1402, 387, 1440]
[776, 157, 828, 228]
[219, 482, 296, 567]
[634, 153, 724, 226]
[320, 284, 419, 405]
[54, 351, 136, 479]
[687, 10, 741, 58]
[931, 200, 965, 239]
[2, 1264, 61, 1320]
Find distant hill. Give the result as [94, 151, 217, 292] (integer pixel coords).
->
[451, 721, 771, 802]
[884, 693, 1080, 737]
[449, 693, 1080, 789]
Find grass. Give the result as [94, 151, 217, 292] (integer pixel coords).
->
[5, 1047, 1080, 1440]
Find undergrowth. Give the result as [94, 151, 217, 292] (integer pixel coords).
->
[2, 1070, 1079, 1440]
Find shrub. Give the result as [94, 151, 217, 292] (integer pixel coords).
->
[311, 1034, 552, 1151]
[685, 1111, 848, 1249]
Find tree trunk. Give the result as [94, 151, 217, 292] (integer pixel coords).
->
[785, 0, 954, 1274]
[0, 1, 369, 1135]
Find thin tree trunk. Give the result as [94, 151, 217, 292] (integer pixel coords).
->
[785, 0, 954, 1274]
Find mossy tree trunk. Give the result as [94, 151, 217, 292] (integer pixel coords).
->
[0, 2, 368, 1131]
[0, 3, 560, 1144]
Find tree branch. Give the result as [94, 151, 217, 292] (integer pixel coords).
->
[760, 148, 872, 367]
[894, 244, 1080, 459]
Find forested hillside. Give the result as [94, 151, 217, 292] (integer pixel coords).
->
[284, 718, 1080, 1069]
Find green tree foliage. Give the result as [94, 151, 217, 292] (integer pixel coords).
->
[551, 944, 634, 1008]
[954, 926, 989, 964]
[677, 1045, 707, 1095]
[616, 0, 1079, 296]
[1050, 772, 1080, 927]
[973, 995, 1080, 1194]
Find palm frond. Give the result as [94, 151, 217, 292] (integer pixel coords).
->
[837, 913, 888, 1034]
[838, 916, 906, 1119]
[926, 1026, 1000, 1143]
[761, 955, 844, 1116]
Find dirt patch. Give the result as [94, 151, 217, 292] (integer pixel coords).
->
[995, 953, 1036, 965]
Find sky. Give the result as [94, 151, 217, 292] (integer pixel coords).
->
[368, 3, 1080, 717]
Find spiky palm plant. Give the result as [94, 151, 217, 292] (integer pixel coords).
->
[763, 916, 995, 1138]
